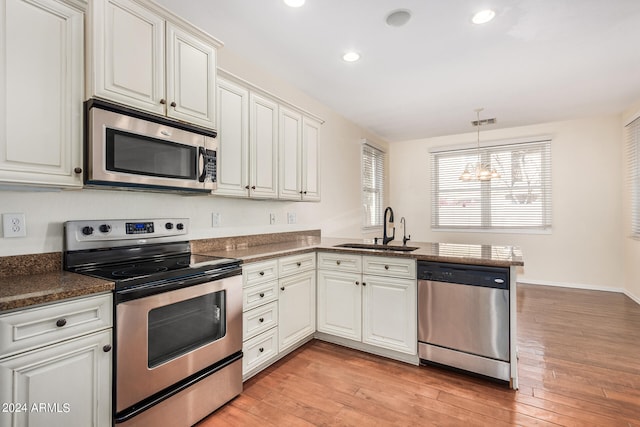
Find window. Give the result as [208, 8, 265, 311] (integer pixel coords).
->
[362, 141, 385, 230]
[627, 116, 640, 236]
[431, 139, 552, 231]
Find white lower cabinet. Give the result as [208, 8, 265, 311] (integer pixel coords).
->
[0, 294, 113, 427]
[278, 269, 315, 352]
[316, 270, 361, 341]
[0, 330, 112, 427]
[362, 274, 417, 354]
[316, 253, 417, 355]
[241, 253, 316, 379]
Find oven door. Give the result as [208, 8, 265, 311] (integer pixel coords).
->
[87, 103, 217, 192]
[115, 274, 241, 413]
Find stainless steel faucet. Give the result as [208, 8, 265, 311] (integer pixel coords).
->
[400, 217, 411, 246]
[383, 207, 395, 244]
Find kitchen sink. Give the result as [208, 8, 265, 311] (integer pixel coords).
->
[333, 243, 419, 252]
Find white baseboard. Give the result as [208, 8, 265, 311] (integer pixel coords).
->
[624, 289, 640, 305]
[519, 279, 640, 306]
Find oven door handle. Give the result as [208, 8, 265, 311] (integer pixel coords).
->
[115, 267, 241, 303]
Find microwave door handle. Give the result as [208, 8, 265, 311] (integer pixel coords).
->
[198, 146, 206, 183]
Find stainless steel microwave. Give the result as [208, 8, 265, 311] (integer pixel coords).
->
[85, 99, 217, 193]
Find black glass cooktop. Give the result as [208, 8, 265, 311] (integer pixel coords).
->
[73, 253, 240, 290]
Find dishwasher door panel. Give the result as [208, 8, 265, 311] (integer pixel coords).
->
[418, 280, 509, 362]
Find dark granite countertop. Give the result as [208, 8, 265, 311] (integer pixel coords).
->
[0, 252, 114, 313]
[193, 236, 524, 268]
[0, 271, 114, 313]
[1, 230, 522, 313]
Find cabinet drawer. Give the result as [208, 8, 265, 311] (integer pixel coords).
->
[242, 301, 278, 341]
[242, 327, 278, 376]
[363, 256, 416, 279]
[0, 293, 112, 358]
[278, 252, 316, 277]
[317, 252, 362, 273]
[243, 260, 278, 287]
[243, 280, 278, 312]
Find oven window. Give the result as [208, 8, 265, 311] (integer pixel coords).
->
[106, 129, 197, 180]
[147, 291, 226, 368]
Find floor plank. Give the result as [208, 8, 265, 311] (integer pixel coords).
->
[198, 284, 640, 426]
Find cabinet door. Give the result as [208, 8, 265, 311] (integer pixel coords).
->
[301, 117, 321, 201]
[166, 23, 217, 129]
[92, 0, 165, 114]
[278, 270, 315, 352]
[316, 270, 361, 341]
[250, 93, 279, 199]
[215, 78, 249, 197]
[278, 106, 302, 200]
[0, 330, 112, 427]
[0, 0, 83, 188]
[362, 275, 417, 355]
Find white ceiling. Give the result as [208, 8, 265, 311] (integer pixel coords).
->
[157, 0, 640, 142]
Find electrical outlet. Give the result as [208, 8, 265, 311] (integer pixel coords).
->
[269, 213, 276, 225]
[3, 213, 27, 238]
[287, 212, 297, 224]
[212, 212, 221, 227]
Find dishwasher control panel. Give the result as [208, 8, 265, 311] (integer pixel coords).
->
[417, 261, 509, 290]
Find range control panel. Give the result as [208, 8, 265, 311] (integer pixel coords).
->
[64, 218, 189, 250]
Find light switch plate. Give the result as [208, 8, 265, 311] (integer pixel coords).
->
[287, 212, 297, 224]
[269, 213, 276, 225]
[3, 213, 27, 238]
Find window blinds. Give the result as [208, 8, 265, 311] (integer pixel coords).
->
[362, 143, 385, 229]
[626, 116, 640, 236]
[431, 139, 552, 231]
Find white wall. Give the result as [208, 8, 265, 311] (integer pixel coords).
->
[0, 47, 387, 257]
[622, 99, 640, 303]
[389, 116, 624, 291]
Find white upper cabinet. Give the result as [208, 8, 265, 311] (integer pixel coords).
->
[279, 107, 321, 201]
[278, 106, 302, 200]
[88, 0, 220, 129]
[249, 93, 278, 198]
[0, 0, 85, 188]
[215, 71, 321, 201]
[216, 78, 250, 197]
[215, 77, 278, 199]
[165, 23, 217, 127]
[301, 117, 321, 201]
[91, 0, 164, 115]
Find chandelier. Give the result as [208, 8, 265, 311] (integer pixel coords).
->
[459, 108, 500, 181]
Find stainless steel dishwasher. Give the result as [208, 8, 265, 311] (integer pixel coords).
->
[417, 261, 510, 382]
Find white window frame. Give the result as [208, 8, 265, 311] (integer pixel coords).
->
[361, 140, 386, 231]
[430, 137, 552, 233]
[626, 114, 640, 238]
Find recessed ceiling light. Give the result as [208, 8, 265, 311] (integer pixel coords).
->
[385, 9, 412, 27]
[342, 51, 360, 62]
[284, 0, 305, 7]
[472, 9, 496, 24]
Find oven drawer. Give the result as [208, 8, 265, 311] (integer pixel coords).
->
[243, 280, 278, 312]
[363, 256, 416, 279]
[242, 301, 278, 341]
[317, 252, 362, 273]
[243, 260, 278, 287]
[278, 252, 316, 277]
[0, 293, 112, 358]
[242, 327, 278, 376]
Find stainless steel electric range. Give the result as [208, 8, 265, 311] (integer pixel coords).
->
[63, 218, 242, 427]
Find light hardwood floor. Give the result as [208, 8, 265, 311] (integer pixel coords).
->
[199, 284, 640, 426]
